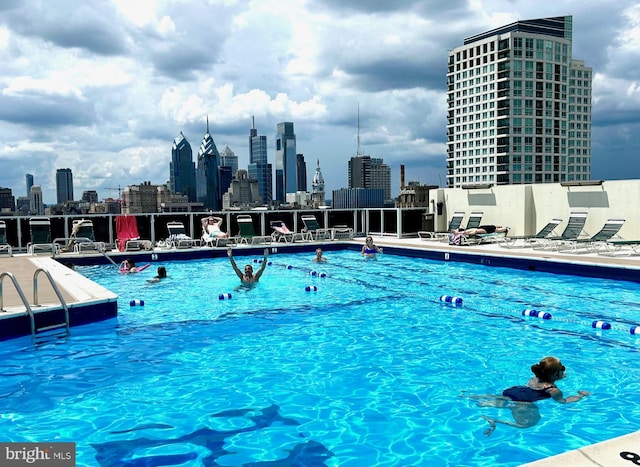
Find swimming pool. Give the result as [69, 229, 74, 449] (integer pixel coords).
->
[1, 249, 640, 466]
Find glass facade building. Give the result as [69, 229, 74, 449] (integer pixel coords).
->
[170, 132, 197, 201]
[275, 122, 296, 203]
[248, 118, 272, 205]
[56, 168, 74, 204]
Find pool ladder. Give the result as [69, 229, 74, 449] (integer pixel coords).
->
[0, 268, 70, 343]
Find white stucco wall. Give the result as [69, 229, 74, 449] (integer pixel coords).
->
[429, 180, 640, 238]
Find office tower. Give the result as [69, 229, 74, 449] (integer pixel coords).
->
[371, 158, 392, 202]
[296, 154, 307, 192]
[26, 173, 33, 196]
[348, 155, 371, 188]
[311, 159, 325, 207]
[275, 122, 296, 203]
[0, 187, 15, 212]
[195, 118, 221, 210]
[55, 168, 74, 204]
[220, 146, 238, 176]
[30, 185, 44, 215]
[170, 132, 197, 201]
[446, 16, 592, 187]
[248, 117, 273, 204]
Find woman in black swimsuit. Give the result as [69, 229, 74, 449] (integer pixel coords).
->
[473, 356, 590, 436]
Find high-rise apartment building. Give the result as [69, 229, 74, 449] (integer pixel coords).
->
[275, 122, 296, 203]
[248, 117, 273, 205]
[195, 120, 221, 210]
[446, 16, 592, 187]
[296, 154, 307, 192]
[347, 155, 391, 206]
[56, 168, 74, 204]
[170, 132, 197, 201]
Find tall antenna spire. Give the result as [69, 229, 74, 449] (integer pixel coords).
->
[356, 102, 361, 156]
[206, 115, 209, 134]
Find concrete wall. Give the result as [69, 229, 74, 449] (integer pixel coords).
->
[429, 179, 640, 238]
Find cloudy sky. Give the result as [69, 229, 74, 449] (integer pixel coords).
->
[1, 0, 639, 204]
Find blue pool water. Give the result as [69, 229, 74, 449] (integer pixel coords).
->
[2, 250, 640, 466]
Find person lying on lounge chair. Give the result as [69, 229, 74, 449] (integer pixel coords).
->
[456, 225, 509, 236]
[202, 216, 230, 239]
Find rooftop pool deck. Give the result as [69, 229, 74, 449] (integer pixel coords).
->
[1, 236, 639, 466]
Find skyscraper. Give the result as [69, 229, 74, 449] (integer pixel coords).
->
[275, 122, 296, 203]
[348, 155, 391, 204]
[296, 154, 307, 192]
[25, 173, 33, 196]
[446, 16, 592, 187]
[56, 168, 74, 204]
[220, 146, 238, 176]
[248, 117, 272, 205]
[170, 132, 197, 201]
[196, 118, 221, 210]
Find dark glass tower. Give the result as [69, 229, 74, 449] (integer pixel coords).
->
[196, 118, 221, 210]
[248, 117, 272, 205]
[170, 132, 197, 201]
[275, 122, 296, 203]
[56, 168, 74, 203]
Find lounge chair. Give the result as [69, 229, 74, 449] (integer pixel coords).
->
[460, 227, 509, 246]
[498, 218, 563, 249]
[332, 225, 354, 240]
[0, 221, 13, 256]
[597, 239, 640, 257]
[418, 211, 464, 240]
[464, 211, 484, 230]
[116, 215, 152, 252]
[529, 211, 588, 250]
[167, 221, 199, 249]
[27, 217, 58, 255]
[557, 219, 625, 254]
[270, 220, 306, 243]
[301, 214, 330, 240]
[236, 215, 272, 245]
[69, 219, 106, 253]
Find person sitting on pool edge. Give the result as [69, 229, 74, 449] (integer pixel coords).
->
[361, 236, 383, 258]
[474, 356, 590, 436]
[227, 247, 269, 283]
[312, 248, 327, 262]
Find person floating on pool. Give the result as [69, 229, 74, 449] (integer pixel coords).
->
[147, 266, 167, 283]
[361, 236, 383, 258]
[227, 247, 269, 283]
[121, 258, 140, 273]
[312, 248, 327, 263]
[474, 356, 590, 436]
[202, 215, 230, 239]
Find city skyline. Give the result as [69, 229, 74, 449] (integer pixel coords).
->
[1, 1, 639, 202]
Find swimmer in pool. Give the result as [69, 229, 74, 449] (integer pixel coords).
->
[361, 236, 383, 258]
[472, 356, 590, 436]
[227, 247, 269, 283]
[312, 248, 327, 263]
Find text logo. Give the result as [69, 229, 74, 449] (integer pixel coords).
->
[0, 443, 75, 466]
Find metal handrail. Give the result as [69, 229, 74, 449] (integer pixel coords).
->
[0, 271, 36, 336]
[33, 268, 70, 336]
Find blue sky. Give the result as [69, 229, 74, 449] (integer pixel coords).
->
[0, 0, 639, 203]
